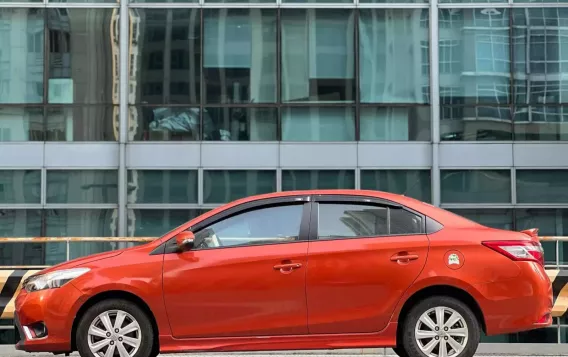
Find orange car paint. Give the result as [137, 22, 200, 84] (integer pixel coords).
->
[14, 190, 553, 354]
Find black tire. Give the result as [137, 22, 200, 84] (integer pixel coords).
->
[398, 296, 480, 357]
[76, 299, 154, 357]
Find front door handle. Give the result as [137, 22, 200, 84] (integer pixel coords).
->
[390, 254, 419, 262]
[273, 263, 302, 274]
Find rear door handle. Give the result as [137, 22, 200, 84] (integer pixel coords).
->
[273, 263, 302, 274]
[390, 254, 419, 262]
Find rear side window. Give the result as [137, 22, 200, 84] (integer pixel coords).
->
[317, 203, 422, 240]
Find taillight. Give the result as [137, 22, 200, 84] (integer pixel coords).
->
[482, 240, 545, 266]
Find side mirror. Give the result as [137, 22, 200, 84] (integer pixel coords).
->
[175, 231, 195, 252]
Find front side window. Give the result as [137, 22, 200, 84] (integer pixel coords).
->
[193, 204, 304, 249]
[317, 203, 422, 240]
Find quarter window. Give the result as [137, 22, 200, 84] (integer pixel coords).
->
[193, 204, 304, 249]
[317, 203, 422, 240]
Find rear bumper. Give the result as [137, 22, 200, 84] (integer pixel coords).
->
[476, 262, 553, 336]
[15, 282, 85, 353]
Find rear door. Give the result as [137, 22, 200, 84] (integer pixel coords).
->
[306, 195, 430, 334]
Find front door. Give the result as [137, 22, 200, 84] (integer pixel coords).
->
[306, 195, 430, 334]
[162, 198, 311, 338]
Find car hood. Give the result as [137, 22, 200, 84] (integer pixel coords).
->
[31, 249, 127, 277]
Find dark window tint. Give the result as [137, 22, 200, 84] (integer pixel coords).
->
[194, 204, 304, 249]
[390, 208, 423, 235]
[317, 203, 423, 239]
[318, 203, 388, 239]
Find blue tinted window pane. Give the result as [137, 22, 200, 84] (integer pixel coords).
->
[440, 106, 513, 141]
[361, 170, 431, 203]
[514, 106, 568, 140]
[45, 209, 117, 236]
[203, 107, 277, 141]
[131, 9, 200, 104]
[281, 9, 355, 103]
[0, 9, 44, 104]
[282, 107, 354, 141]
[131, 107, 200, 141]
[0, 170, 41, 204]
[46, 106, 117, 141]
[441, 170, 511, 203]
[513, 8, 568, 104]
[515, 209, 568, 265]
[127, 170, 198, 204]
[517, 170, 568, 203]
[47, 170, 118, 204]
[204, 9, 276, 103]
[359, 9, 429, 104]
[203, 170, 276, 204]
[282, 170, 355, 190]
[0, 210, 41, 237]
[447, 209, 513, 230]
[360, 107, 431, 141]
[47, 9, 116, 104]
[128, 209, 205, 237]
[0, 107, 44, 141]
[439, 9, 510, 105]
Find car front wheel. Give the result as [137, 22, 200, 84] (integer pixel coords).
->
[399, 296, 480, 357]
[76, 299, 154, 357]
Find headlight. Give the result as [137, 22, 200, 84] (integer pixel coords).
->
[24, 268, 90, 293]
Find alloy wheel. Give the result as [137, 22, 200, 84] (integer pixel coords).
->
[87, 310, 142, 357]
[414, 306, 469, 357]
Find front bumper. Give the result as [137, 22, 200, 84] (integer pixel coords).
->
[15, 282, 85, 353]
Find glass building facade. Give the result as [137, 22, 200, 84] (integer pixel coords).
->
[0, 0, 568, 344]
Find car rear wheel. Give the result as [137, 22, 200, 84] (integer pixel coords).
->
[76, 299, 154, 357]
[399, 296, 480, 357]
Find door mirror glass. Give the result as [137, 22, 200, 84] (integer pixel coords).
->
[175, 231, 195, 251]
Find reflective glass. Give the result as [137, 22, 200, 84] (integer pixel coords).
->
[44, 209, 117, 263]
[360, 107, 431, 141]
[129, 107, 200, 141]
[203, 107, 277, 141]
[360, 170, 431, 203]
[514, 106, 568, 141]
[440, 106, 513, 141]
[0, 107, 43, 141]
[48, 0, 118, 3]
[131, 9, 200, 104]
[439, 9, 510, 105]
[441, 170, 511, 204]
[281, 9, 355, 103]
[283, 0, 351, 3]
[46, 106, 117, 141]
[361, 0, 426, 2]
[46, 170, 118, 204]
[0, 9, 44, 104]
[204, 9, 276, 104]
[318, 203, 389, 238]
[515, 209, 568, 265]
[282, 107, 354, 141]
[0, 209, 42, 237]
[0, 170, 41, 204]
[447, 209, 513, 230]
[517, 170, 568, 203]
[207, 0, 273, 2]
[282, 170, 355, 190]
[127, 170, 198, 204]
[128, 209, 205, 237]
[47, 9, 116, 104]
[203, 170, 276, 204]
[513, 9, 568, 104]
[131, 0, 198, 2]
[359, 9, 429, 104]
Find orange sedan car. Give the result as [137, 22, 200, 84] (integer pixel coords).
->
[15, 190, 552, 357]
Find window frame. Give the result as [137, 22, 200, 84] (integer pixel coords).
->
[308, 194, 427, 242]
[157, 195, 312, 254]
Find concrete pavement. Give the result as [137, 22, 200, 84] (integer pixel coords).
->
[0, 344, 566, 357]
